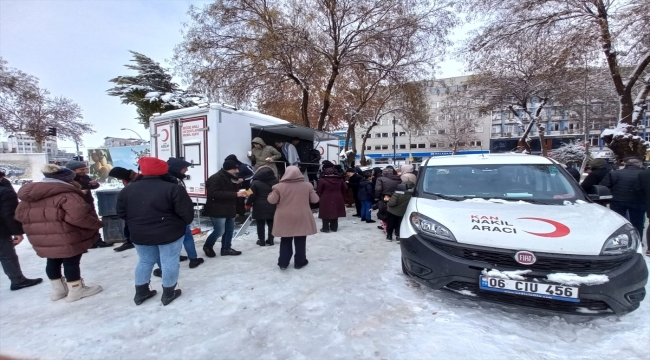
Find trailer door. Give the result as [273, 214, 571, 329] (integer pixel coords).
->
[153, 120, 173, 160]
[179, 116, 208, 197]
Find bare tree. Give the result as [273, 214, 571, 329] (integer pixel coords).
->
[465, 36, 583, 155]
[0, 59, 94, 151]
[174, 0, 457, 130]
[462, 0, 650, 160]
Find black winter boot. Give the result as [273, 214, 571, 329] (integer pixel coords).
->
[10, 278, 43, 291]
[203, 246, 216, 258]
[189, 258, 204, 269]
[153, 268, 162, 277]
[113, 242, 134, 252]
[161, 283, 182, 306]
[134, 283, 157, 305]
[256, 240, 266, 246]
[179, 256, 188, 262]
[266, 238, 274, 246]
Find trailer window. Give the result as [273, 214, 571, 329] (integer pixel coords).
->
[183, 144, 201, 165]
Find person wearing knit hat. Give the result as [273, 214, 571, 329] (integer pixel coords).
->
[15, 164, 105, 303]
[581, 158, 610, 196]
[117, 156, 194, 306]
[224, 154, 255, 224]
[322, 160, 335, 169]
[65, 160, 87, 171]
[202, 160, 247, 257]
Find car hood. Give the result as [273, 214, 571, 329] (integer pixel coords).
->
[413, 198, 629, 255]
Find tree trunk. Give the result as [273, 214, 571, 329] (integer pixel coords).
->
[299, 87, 310, 128]
[35, 138, 44, 153]
[359, 123, 378, 166]
[347, 126, 357, 167]
[539, 127, 547, 157]
[317, 65, 340, 130]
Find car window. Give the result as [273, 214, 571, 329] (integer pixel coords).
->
[421, 164, 583, 204]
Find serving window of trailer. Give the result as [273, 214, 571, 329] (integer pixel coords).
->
[420, 163, 586, 204]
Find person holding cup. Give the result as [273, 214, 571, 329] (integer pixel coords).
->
[248, 137, 281, 177]
[202, 160, 247, 257]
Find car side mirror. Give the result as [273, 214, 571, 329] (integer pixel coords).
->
[589, 185, 612, 202]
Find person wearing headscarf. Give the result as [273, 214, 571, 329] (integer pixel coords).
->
[245, 167, 278, 246]
[15, 165, 104, 303]
[268, 166, 319, 269]
[375, 167, 402, 200]
[117, 157, 194, 306]
[316, 167, 347, 232]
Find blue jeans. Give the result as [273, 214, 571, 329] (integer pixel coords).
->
[361, 200, 373, 221]
[183, 225, 198, 259]
[205, 217, 235, 250]
[610, 202, 646, 238]
[134, 236, 183, 288]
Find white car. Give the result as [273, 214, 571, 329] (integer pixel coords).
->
[399, 153, 647, 315]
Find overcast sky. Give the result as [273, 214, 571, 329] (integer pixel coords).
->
[0, 0, 465, 153]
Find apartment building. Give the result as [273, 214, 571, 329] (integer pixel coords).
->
[1, 133, 58, 160]
[355, 76, 491, 165]
[103, 137, 148, 147]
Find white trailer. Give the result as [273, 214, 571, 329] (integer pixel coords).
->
[149, 104, 340, 203]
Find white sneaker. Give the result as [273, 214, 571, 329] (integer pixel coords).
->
[65, 279, 102, 302]
[50, 278, 68, 301]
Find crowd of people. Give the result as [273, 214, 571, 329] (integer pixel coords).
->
[3, 144, 648, 307]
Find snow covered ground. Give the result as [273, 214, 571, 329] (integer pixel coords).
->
[1, 208, 649, 360]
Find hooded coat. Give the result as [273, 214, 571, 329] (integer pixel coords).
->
[167, 158, 192, 187]
[375, 168, 402, 199]
[268, 166, 319, 237]
[400, 165, 417, 184]
[248, 137, 281, 176]
[316, 173, 347, 219]
[15, 180, 103, 258]
[246, 167, 278, 220]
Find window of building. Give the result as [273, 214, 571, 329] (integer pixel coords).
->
[474, 126, 484, 133]
[438, 129, 446, 135]
[381, 133, 389, 138]
[399, 132, 406, 137]
[470, 141, 482, 147]
[375, 145, 381, 150]
[645, 133, 650, 142]
[375, 133, 382, 138]
[399, 144, 406, 149]
[381, 145, 389, 150]
[553, 123, 560, 131]
[366, 146, 372, 151]
[430, 143, 437, 148]
[457, 142, 466, 147]
[418, 143, 426, 148]
[410, 144, 417, 149]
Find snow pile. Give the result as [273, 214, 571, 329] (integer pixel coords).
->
[482, 269, 532, 281]
[546, 273, 609, 286]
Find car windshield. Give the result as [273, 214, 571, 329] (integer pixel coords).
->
[421, 164, 585, 204]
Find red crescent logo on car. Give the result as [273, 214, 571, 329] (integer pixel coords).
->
[517, 217, 570, 238]
[161, 129, 169, 142]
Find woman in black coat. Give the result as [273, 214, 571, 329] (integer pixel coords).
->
[246, 167, 278, 246]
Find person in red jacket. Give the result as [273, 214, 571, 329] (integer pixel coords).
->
[15, 165, 104, 303]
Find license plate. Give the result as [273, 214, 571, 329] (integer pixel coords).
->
[479, 276, 580, 302]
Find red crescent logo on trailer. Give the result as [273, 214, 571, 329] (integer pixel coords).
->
[517, 217, 570, 238]
[319, 146, 325, 155]
[161, 129, 169, 142]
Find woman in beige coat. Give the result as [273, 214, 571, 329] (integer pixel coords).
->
[268, 166, 319, 269]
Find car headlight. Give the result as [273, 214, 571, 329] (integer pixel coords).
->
[410, 212, 456, 242]
[600, 224, 640, 255]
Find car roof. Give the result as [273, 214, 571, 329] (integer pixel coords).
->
[424, 154, 556, 167]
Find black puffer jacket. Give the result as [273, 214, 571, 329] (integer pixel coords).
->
[0, 179, 23, 237]
[203, 169, 239, 218]
[116, 175, 194, 246]
[375, 173, 402, 199]
[581, 168, 610, 194]
[245, 167, 278, 220]
[600, 167, 645, 203]
[637, 169, 650, 217]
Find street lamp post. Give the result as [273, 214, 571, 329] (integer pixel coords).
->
[120, 128, 143, 140]
[392, 117, 397, 165]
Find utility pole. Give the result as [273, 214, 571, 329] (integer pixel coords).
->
[392, 117, 397, 165]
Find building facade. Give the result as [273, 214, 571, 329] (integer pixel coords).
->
[354, 76, 491, 165]
[103, 137, 149, 147]
[1, 133, 58, 160]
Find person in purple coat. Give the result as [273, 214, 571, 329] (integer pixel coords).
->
[316, 167, 347, 233]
